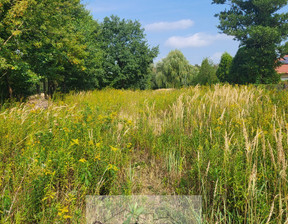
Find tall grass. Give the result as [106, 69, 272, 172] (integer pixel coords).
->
[0, 85, 287, 223]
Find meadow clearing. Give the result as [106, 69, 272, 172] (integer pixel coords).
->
[0, 84, 288, 223]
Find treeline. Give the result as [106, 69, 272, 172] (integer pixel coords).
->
[1, 0, 288, 101]
[0, 1, 158, 100]
[157, 0, 288, 88]
[150, 50, 219, 89]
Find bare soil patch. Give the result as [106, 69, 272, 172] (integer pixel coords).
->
[27, 93, 49, 109]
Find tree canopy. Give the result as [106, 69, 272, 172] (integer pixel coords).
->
[195, 58, 218, 85]
[0, 4, 161, 100]
[99, 15, 159, 89]
[155, 50, 198, 88]
[0, 0, 104, 100]
[213, 0, 288, 84]
[216, 52, 233, 83]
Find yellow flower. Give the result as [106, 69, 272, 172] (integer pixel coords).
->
[63, 127, 70, 133]
[42, 191, 56, 201]
[95, 154, 101, 161]
[109, 112, 117, 119]
[126, 143, 132, 149]
[63, 215, 72, 219]
[110, 145, 119, 152]
[70, 138, 79, 146]
[96, 142, 101, 148]
[58, 206, 69, 217]
[87, 115, 92, 122]
[88, 140, 94, 146]
[107, 164, 118, 171]
[79, 158, 87, 163]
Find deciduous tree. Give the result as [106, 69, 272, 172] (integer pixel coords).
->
[155, 50, 198, 88]
[0, 0, 38, 99]
[195, 58, 218, 85]
[99, 15, 158, 89]
[0, 0, 103, 99]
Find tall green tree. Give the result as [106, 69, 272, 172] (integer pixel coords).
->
[212, 0, 288, 84]
[195, 58, 218, 85]
[155, 50, 198, 88]
[216, 52, 233, 82]
[0, 0, 103, 99]
[99, 15, 159, 89]
[22, 0, 102, 96]
[0, 0, 38, 99]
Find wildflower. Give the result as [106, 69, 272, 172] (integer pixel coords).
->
[87, 115, 92, 122]
[88, 140, 94, 146]
[96, 142, 101, 148]
[63, 127, 70, 133]
[110, 145, 119, 152]
[42, 191, 56, 201]
[107, 164, 118, 171]
[70, 138, 79, 146]
[63, 215, 72, 219]
[126, 143, 132, 149]
[95, 154, 101, 161]
[79, 158, 87, 163]
[58, 206, 69, 217]
[109, 112, 117, 119]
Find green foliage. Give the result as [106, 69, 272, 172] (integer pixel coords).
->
[0, 0, 39, 99]
[1, 86, 288, 222]
[155, 50, 198, 88]
[195, 58, 218, 85]
[0, 0, 103, 100]
[216, 52, 233, 82]
[99, 15, 159, 89]
[213, 0, 288, 84]
[230, 46, 280, 84]
[22, 0, 103, 95]
[57, 8, 103, 92]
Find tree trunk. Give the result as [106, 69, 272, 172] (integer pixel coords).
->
[48, 79, 52, 98]
[36, 83, 40, 95]
[5, 73, 13, 98]
[43, 79, 48, 99]
[47, 80, 50, 97]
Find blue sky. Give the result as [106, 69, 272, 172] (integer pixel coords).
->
[82, 0, 240, 65]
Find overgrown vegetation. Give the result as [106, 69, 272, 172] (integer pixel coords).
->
[0, 1, 159, 100]
[1, 85, 288, 223]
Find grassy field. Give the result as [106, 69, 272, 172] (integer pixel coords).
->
[1, 85, 288, 223]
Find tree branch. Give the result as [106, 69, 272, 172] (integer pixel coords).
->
[0, 22, 24, 50]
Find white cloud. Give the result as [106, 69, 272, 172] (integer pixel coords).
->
[145, 19, 194, 31]
[165, 33, 233, 48]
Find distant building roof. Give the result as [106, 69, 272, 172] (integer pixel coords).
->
[276, 55, 288, 74]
